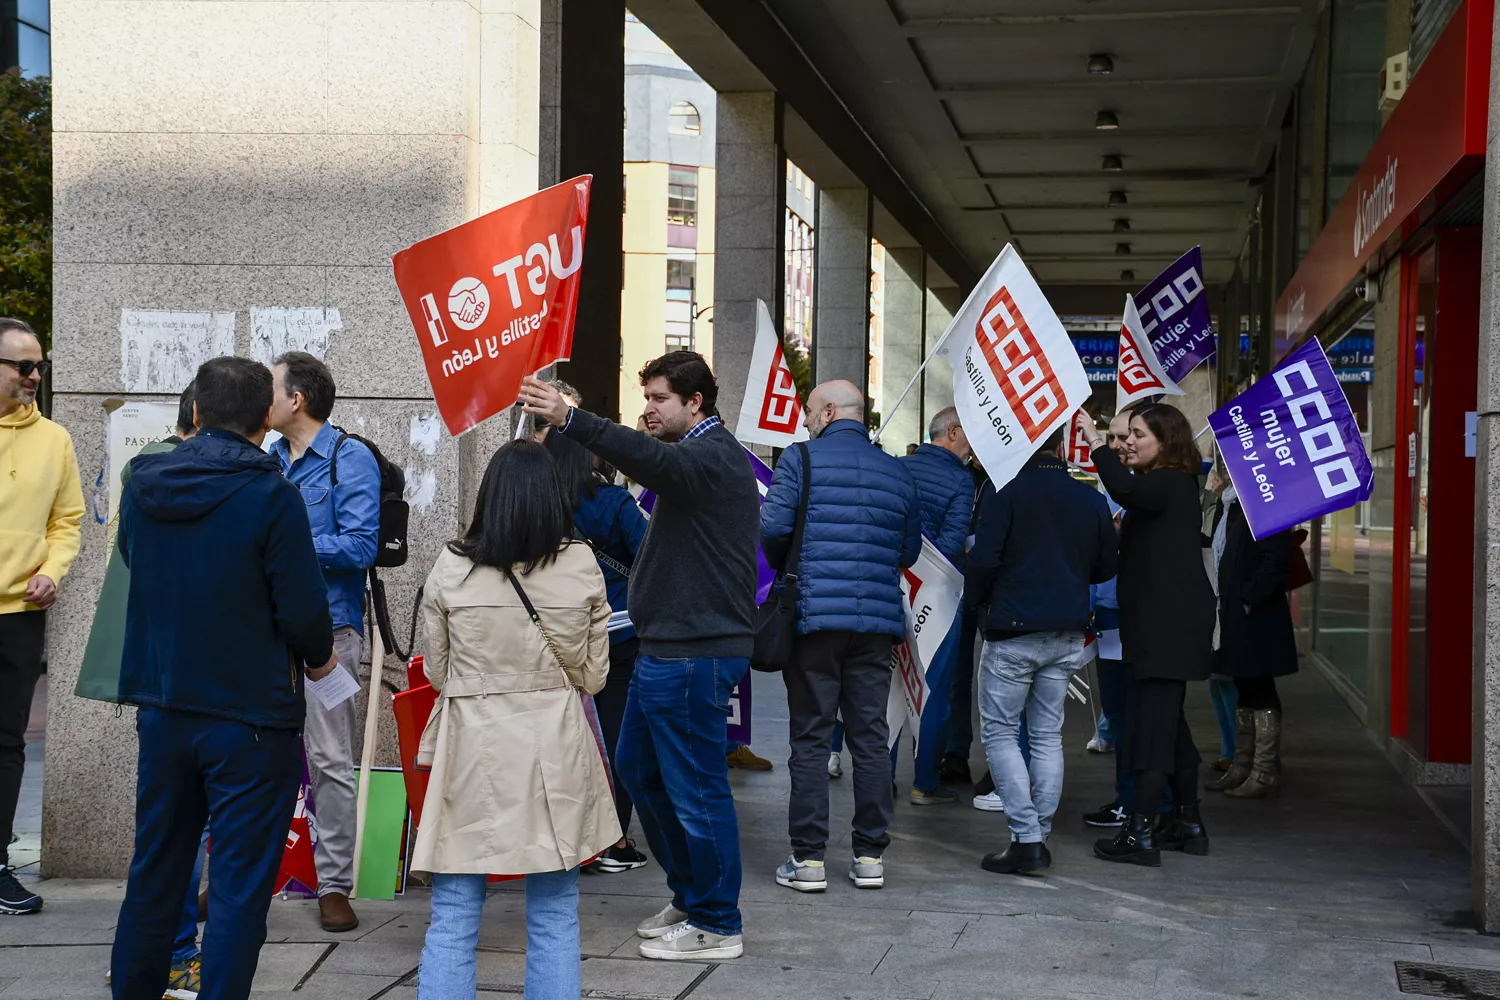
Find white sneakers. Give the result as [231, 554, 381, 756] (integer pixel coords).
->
[635, 903, 743, 961]
[827, 752, 843, 779]
[972, 791, 1007, 812]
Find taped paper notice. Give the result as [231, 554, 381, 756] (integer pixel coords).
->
[251, 307, 344, 364]
[120, 311, 236, 393]
[107, 401, 180, 523]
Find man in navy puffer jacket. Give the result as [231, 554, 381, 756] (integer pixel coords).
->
[897, 407, 975, 804]
[761, 380, 921, 893]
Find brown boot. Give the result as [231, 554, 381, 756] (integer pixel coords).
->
[1225, 710, 1281, 799]
[726, 744, 773, 771]
[1206, 710, 1254, 792]
[319, 892, 360, 932]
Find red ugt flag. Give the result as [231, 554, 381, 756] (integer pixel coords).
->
[393, 176, 592, 436]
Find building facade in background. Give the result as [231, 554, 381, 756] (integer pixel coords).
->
[2, 0, 49, 75]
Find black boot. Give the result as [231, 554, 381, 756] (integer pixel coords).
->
[981, 840, 1051, 875]
[939, 752, 973, 785]
[1093, 812, 1161, 867]
[1157, 802, 1210, 856]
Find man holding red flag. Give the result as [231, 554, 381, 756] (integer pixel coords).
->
[520, 352, 758, 962]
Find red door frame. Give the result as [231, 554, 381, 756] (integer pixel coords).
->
[1391, 252, 1421, 741]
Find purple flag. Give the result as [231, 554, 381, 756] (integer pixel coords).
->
[1209, 338, 1373, 540]
[638, 444, 774, 745]
[1135, 247, 1215, 383]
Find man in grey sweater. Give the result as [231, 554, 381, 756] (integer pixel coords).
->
[521, 352, 758, 962]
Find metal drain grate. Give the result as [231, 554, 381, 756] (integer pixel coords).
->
[1396, 962, 1500, 999]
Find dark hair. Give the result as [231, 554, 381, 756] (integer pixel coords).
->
[1129, 403, 1201, 476]
[0, 318, 39, 352]
[1040, 425, 1066, 453]
[274, 351, 337, 422]
[194, 357, 273, 438]
[542, 424, 601, 509]
[639, 351, 718, 415]
[175, 380, 197, 435]
[449, 440, 572, 574]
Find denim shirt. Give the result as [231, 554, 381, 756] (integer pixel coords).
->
[271, 421, 381, 634]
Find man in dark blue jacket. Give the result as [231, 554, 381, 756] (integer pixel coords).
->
[965, 427, 1117, 875]
[110, 357, 336, 1000]
[898, 406, 975, 804]
[762, 380, 921, 893]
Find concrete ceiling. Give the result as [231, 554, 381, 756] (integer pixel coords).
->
[635, 0, 1321, 290]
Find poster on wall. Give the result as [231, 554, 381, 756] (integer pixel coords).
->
[106, 401, 180, 523]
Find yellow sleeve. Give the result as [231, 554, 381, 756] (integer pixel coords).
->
[39, 432, 85, 584]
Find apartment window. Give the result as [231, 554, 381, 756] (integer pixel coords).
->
[668, 102, 701, 136]
[665, 257, 697, 353]
[667, 167, 698, 227]
[622, 171, 627, 214]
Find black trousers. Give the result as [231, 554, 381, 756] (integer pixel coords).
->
[1234, 676, 1282, 712]
[1125, 677, 1201, 815]
[783, 630, 895, 861]
[0, 611, 45, 868]
[594, 637, 639, 838]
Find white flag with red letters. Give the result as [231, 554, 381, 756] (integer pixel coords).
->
[1066, 410, 1097, 473]
[735, 299, 809, 449]
[887, 537, 964, 748]
[933, 245, 1091, 493]
[1115, 294, 1185, 411]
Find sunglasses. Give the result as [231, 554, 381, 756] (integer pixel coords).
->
[0, 358, 51, 378]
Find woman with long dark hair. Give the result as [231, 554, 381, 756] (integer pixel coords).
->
[1082, 403, 1215, 866]
[412, 440, 617, 1000]
[542, 426, 650, 872]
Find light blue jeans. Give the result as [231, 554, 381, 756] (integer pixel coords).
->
[978, 631, 1090, 843]
[418, 869, 580, 1000]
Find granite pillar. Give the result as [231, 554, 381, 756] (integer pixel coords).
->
[45, 0, 538, 877]
[1471, 0, 1500, 933]
[712, 92, 784, 431]
[812, 187, 870, 389]
[922, 285, 960, 420]
[879, 247, 925, 455]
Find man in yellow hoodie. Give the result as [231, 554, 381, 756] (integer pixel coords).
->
[0, 318, 83, 915]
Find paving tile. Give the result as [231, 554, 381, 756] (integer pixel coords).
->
[0, 945, 112, 999]
[249, 943, 342, 993]
[250, 972, 403, 1000]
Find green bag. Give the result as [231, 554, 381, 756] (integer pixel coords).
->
[75, 438, 179, 704]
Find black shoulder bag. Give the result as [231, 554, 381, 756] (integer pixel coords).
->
[750, 443, 812, 673]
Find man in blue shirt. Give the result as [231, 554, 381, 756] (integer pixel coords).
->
[268, 352, 380, 933]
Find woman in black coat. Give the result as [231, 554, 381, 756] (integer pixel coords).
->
[1083, 403, 1215, 867]
[1208, 490, 1296, 799]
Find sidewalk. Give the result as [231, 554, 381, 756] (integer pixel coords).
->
[5, 667, 1498, 1000]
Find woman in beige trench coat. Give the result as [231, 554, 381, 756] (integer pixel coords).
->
[412, 440, 620, 1000]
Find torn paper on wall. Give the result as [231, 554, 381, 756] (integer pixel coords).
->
[410, 413, 441, 456]
[119, 311, 236, 393]
[250, 307, 344, 365]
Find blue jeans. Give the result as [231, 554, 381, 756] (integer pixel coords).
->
[1208, 675, 1239, 760]
[419, 870, 579, 1000]
[172, 830, 210, 964]
[978, 632, 1090, 842]
[112, 707, 301, 1000]
[616, 654, 745, 937]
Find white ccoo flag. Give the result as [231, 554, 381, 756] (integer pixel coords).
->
[887, 538, 964, 748]
[1115, 294, 1185, 411]
[735, 299, 810, 449]
[933, 245, 1091, 492]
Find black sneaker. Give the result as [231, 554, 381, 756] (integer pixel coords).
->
[938, 753, 973, 785]
[591, 841, 649, 874]
[0, 866, 42, 915]
[1083, 802, 1129, 828]
[973, 771, 995, 797]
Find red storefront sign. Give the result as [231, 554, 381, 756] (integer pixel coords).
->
[1273, 0, 1492, 357]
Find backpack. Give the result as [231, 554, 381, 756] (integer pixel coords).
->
[330, 428, 409, 568]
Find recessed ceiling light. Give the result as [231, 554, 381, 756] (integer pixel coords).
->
[1095, 110, 1119, 130]
[1108, 190, 1128, 207]
[1113, 219, 1130, 233]
[1088, 53, 1114, 75]
[1115, 243, 1132, 255]
[1102, 155, 1123, 172]
[1121, 269, 1136, 281]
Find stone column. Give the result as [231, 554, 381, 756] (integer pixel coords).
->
[1471, 0, 1500, 933]
[812, 187, 870, 389]
[46, 1, 538, 876]
[880, 246, 926, 454]
[922, 285, 961, 419]
[712, 92, 784, 431]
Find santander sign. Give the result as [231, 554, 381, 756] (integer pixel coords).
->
[1352, 157, 1398, 258]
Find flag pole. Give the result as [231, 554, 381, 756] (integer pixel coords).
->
[351, 579, 386, 899]
[871, 334, 952, 444]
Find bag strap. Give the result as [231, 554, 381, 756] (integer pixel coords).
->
[573, 529, 633, 579]
[329, 428, 349, 487]
[783, 442, 813, 583]
[503, 566, 574, 679]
